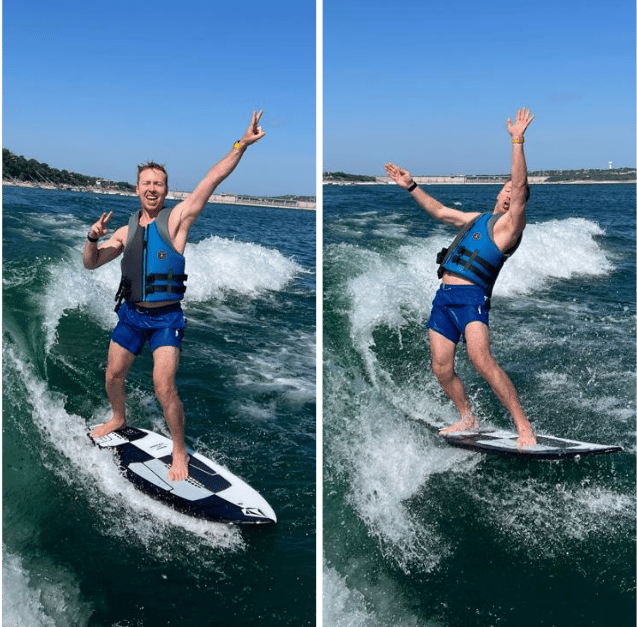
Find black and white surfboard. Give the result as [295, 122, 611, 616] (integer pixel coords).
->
[441, 429, 622, 460]
[92, 426, 276, 524]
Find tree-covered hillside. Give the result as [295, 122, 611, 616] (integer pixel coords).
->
[2, 149, 135, 191]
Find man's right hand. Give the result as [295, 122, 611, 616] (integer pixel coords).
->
[88, 211, 113, 241]
[384, 163, 415, 190]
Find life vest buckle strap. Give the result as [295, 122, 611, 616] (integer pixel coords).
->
[145, 271, 187, 297]
[146, 273, 188, 283]
[146, 285, 187, 295]
[455, 246, 498, 273]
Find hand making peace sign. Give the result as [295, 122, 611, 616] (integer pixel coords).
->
[88, 211, 113, 241]
[240, 110, 266, 146]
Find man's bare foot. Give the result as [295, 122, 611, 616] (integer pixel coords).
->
[439, 413, 479, 435]
[516, 427, 537, 448]
[90, 417, 126, 440]
[168, 451, 190, 482]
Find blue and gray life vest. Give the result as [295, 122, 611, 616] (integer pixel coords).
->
[115, 207, 187, 307]
[436, 213, 521, 295]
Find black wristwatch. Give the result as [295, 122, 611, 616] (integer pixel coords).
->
[87, 233, 99, 242]
[407, 181, 418, 192]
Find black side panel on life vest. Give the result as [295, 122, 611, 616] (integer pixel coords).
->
[120, 212, 145, 303]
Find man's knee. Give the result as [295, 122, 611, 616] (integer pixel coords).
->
[469, 351, 498, 379]
[105, 343, 135, 386]
[152, 346, 181, 405]
[153, 376, 180, 407]
[431, 358, 454, 385]
[154, 378, 177, 401]
[106, 363, 128, 387]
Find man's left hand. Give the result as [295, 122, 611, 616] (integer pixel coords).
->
[239, 110, 266, 147]
[507, 107, 535, 139]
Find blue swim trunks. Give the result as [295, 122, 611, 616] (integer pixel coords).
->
[112, 301, 186, 355]
[427, 284, 490, 344]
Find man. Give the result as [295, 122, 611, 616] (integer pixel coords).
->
[83, 110, 265, 480]
[384, 108, 536, 447]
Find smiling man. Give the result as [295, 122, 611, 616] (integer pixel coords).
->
[385, 108, 536, 447]
[83, 110, 265, 480]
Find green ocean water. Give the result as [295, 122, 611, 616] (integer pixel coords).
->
[3, 186, 316, 626]
[323, 184, 635, 627]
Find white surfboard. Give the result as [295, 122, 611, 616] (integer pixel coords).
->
[92, 426, 276, 524]
[441, 429, 622, 460]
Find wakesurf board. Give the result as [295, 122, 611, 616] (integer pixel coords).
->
[91, 426, 276, 524]
[440, 429, 622, 460]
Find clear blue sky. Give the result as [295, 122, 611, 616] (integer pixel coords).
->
[324, 0, 636, 176]
[3, 0, 316, 196]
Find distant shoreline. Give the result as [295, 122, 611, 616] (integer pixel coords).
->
[324, 169, 636, 186]
[2, 179, 316, 211]
[325, 179, 636, 186]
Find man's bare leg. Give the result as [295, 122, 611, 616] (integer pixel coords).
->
[91, 341, 136, 439]
[464, 322, 536, 447]
[153, 346, 189, 482]
[429, 330, 480, 433]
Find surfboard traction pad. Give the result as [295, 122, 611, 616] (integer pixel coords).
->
[440, 429, 623, 459]
[92, 426, 276, 524]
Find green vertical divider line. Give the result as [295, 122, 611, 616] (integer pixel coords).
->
[316, 0, 323, 627]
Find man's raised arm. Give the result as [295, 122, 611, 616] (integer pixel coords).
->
[175, 110, 266, 234]
[506, 107, 535, 226]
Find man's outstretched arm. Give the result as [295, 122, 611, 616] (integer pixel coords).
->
[173, 110, 265, 236]
[384, 163, 478, 228]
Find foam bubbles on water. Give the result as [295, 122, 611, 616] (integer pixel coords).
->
[476, 476, 633, 560]
[326, 211, 410, 241]
[345, 247, 434, 387]
[2, 549, 93, 627]
[185, 235, 304, 301]
[323, 566, 375, 627]
[233, 331, 316, 407]
[327, 387, 477, 573]
[41, 256, 120, 351]
[323, 562, 445, 627]
[494, 218, 612, 296]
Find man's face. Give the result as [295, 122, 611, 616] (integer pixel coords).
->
[495, 181, 513, 213]
[136, 168, 168, 212]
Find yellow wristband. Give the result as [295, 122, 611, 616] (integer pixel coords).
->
[233, 141, 242, 150]
[511, 137, 525, 144]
